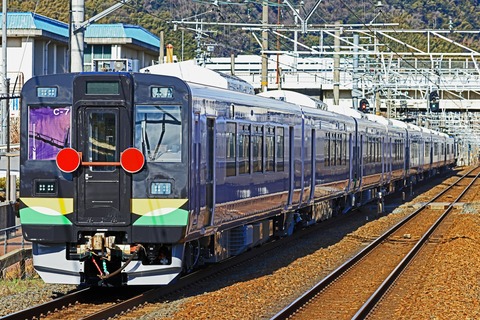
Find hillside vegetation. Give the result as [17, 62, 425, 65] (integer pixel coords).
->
[3, 0, 480, 59]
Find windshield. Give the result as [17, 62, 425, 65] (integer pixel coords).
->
[134, 105, 182, 163]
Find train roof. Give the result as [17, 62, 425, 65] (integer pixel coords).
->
[257, 90, 328, 111]
[187, 82, 354, 123]
[326, 105, 363, 119]
[365, 113, 389, 126]
[406, 123, 423, 132]
[255, 89, 364, 120]
[140, 61, 255, 94]
[189, 82, 302, 113]
[389, 118, 409, 129]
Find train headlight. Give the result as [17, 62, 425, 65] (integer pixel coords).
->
[34, 180, 57, 195]
[151, 182, 172, 195]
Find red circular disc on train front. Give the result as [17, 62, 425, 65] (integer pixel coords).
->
[56, 148, 81, 173]
[120, 148, 145, 173]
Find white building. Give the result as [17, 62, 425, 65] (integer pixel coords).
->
[0, 12, 161, 114]
[0, 12, 161, 177]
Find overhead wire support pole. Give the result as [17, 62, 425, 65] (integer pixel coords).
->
[75, 0, 131, 31]
[70, 0, 85, 72]
[283, 0, 323, 33]
[261, 0, 268, 92]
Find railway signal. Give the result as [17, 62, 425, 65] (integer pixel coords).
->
[429, 91, 440, 112]
[359, 98, 370, 113]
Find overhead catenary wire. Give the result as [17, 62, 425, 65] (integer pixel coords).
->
[106, 0, 477, 111]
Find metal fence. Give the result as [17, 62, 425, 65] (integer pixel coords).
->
[1, 224, 24, 254]
[0, 201, 16, 231]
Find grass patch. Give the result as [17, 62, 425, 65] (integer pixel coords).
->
[0, 278, 45, 296]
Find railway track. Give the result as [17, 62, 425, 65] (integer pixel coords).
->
[272, 166, 480, 320]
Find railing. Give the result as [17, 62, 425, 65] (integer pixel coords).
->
[0, 143, 20, 152]
[0, 224, 24, 255]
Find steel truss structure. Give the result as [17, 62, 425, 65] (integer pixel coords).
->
[173, 7, 480, 164]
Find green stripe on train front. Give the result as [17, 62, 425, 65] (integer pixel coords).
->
[131, 198, 188, 226]
[20, 197, 73, 225]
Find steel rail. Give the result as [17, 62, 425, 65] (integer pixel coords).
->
[271, 166, 479, 320]
[81, 209, 355, 319]
[0, 287, 92, 320]
[352, 167, 480, 319]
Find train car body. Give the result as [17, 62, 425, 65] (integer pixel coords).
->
[19, 72, 455, 286]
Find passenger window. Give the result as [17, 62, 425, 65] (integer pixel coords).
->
[265, 127, 275, 172]
[135, 105, 182, 163]
[226, 122, 236, 176]
[27, 105, 71, 160]
[252, 126, 263, 173]
[276, 127, 284, 172]
[325, 132, 330, 167]
[239, 124, 250, 174]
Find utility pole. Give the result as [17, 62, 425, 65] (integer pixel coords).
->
[70, 0, 85, 72]
[352, 34, 359, 110]
[333, 21, 340, 106]
[261, 0, 268, 92]
[159, 31, 164, 64]
[1, 0, 7, 145]
[70, 0, 131, 72]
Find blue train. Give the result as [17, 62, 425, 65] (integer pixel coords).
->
[19, 72, 455, 286]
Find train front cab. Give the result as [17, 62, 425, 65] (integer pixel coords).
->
[20, 73, 192, 286]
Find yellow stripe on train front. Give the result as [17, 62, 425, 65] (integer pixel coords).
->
[21, 197, 73, 215]
[131, 198, 188, 216]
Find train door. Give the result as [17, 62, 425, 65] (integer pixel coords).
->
[387, 137, 392, 181]
[206, 118, 216, 226]
[348, 132, 355, 191]
[287, 126, 294, 206]
[310, 128, 316, 201]
[405, 133, 410, 175]
[359, 134, 364, 187]
[381, 136, 386, 184]
[298, 119, 306, 205]
[76, 107, 131, 225]
[191, 113, 201, 227]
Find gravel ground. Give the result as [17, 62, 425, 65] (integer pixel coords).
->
[0, 278, 76, 317]
[386, 210, 480, 320]
[0, 169, 469, 319]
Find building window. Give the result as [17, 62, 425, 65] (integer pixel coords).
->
[84, 45, 112, 71]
